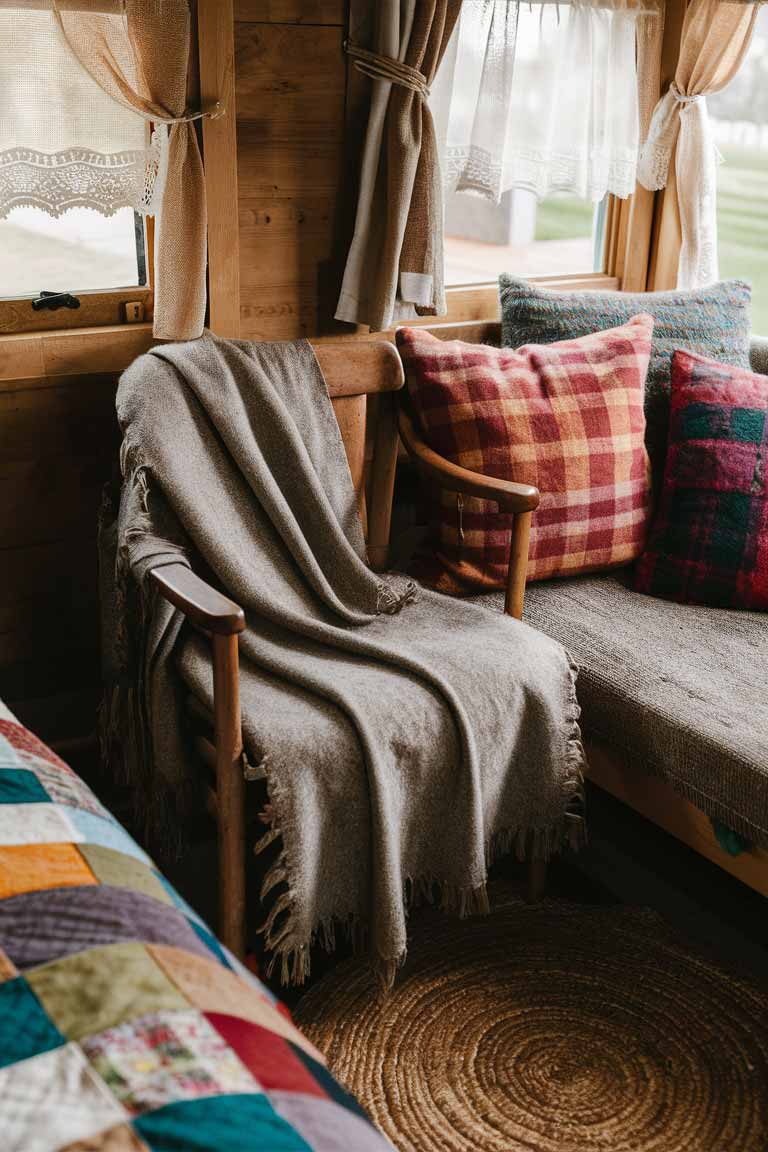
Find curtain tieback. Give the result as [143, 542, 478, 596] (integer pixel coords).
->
[149, 100, 226, 126]
[670, 83, 702, 107]
[344, 41, 430, 99]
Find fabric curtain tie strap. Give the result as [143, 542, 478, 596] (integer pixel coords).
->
[133, 100, 225, 127]
[344, 41, 430, 99]
[637, 83, 705, 193]
[670, 83, 702, 107]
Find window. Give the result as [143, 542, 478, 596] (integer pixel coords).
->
[433, 1, 653, 291]
[0, 3, 155, 330]
[444, 192, 604, 286]
[708, 6, 768, 334]
[0, 207, 147, 299]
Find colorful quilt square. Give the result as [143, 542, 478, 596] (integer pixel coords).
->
[270, 1091, 391, 1152]
[148, 946, 321, 1062]
[78, 844, 173, 906]
[0, 768, 50, 804]
[0, 948, 18, 981]
[291, 1044, 372, 1124]
[60, 1122, 151, 1151]
[0, 802, 82, 846]
[0, 843, 96, 900]
[27, 943, 188, 1042]
[133, 1093, 312, 1152]
[0, 720, 68, 769]
[0, 886, 215, 970]
[82, 1010, 259, 1117]
[188, 920, 232, 969]
[0, 1042, 126, 1152]
[0, 732, 23, 768]
[0, 976, 65, 1068]
[26, 759, 108, 817]
[206, 1014, 324, 1098]
[68, 810, 153, 866]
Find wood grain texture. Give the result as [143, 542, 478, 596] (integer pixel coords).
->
[586, 739, 768, 900]
[0, 290, 153, 337]
[0, 326, 154, 384]
[235, 0, 344, 22]
[235, 20, 346, 339]
[199, 0, 241, 337]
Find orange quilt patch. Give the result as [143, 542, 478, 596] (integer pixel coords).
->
[0, 844, 96, 900]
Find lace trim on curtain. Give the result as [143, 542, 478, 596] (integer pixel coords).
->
[445, 145, 638, 203]
[0, 124, 167, 220]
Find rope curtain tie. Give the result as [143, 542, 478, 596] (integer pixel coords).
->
[344, 41, 430, 98]
[137, 100, 226, 127]
[670, 83, 703, 107]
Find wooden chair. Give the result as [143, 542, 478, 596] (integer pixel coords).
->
[150, 339, 542, 957]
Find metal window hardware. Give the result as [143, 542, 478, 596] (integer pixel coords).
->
[31, 291, 81, 312]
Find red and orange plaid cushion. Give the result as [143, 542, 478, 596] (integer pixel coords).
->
[397, 316, 654, 591]
[634, 350, 768, 610]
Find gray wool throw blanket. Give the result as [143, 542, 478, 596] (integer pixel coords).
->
[111, 334, 586, 985]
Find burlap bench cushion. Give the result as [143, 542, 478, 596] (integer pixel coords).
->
[471, 574, 768, 848]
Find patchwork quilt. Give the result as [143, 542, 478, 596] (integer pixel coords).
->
[0, 717, 391, 1152]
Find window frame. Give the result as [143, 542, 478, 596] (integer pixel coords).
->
[0, 211, 155, 336]
[436, 0, 690, 318]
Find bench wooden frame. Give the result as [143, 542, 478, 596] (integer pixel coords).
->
[150, 338, 542, 956]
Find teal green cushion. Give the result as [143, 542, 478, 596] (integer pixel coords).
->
[499, 276, 752, 477]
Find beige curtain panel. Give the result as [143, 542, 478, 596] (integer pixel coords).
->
[53, 0, 207, 340]
[336, 0, 462, 333]
[637, 0, 760, 289]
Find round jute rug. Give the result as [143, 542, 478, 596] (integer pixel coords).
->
[294, 889, 768, 1152]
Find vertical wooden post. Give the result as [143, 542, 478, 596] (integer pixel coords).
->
[198, 0, 241, 337]
[504, 511, 532, 621]
[367, 392, 400, 571]
[213, 631, 246, 958]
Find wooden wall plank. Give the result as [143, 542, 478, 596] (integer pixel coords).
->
[235, 21, 346, 340]
[199, 0, 241, 337]
[234, 0, 344, 23]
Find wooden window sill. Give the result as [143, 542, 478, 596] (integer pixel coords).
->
[0, 323, 155, 387]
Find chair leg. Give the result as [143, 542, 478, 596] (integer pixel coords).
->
[526, 857, 547, 903]
[213, 632, 246, 959]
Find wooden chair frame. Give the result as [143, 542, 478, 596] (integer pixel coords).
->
[150, 339, 542, 957]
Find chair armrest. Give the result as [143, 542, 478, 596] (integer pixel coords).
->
[398, 401, 540, 513]
[150, 564, 245, 636]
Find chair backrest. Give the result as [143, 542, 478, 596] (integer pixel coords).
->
[311, 340, 403, 570]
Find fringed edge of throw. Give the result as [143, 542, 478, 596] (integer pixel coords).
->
[101, 437, 200, 863]
[254, 665, 588, 991]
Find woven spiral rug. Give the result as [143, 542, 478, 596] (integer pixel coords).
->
[294, 886, 768, 1152]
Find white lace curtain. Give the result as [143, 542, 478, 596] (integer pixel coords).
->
[0, 6, 156, 219]
[432, 0, 664, 206]
[0, 0, 207, 341]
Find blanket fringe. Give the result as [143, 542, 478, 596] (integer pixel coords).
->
[251, 655, 588, 990]
[254, 765, 587, 991]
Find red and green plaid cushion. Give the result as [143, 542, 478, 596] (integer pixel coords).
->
[397, 317, 654, 591]
[634, 350, 768, 610]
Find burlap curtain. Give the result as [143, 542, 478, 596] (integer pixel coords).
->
[336, 1, 462, 333]
[637, 0, 760, 288]
[53, 0, 206, 340]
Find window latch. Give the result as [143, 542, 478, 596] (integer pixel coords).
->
[31, 291, 81, 312]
